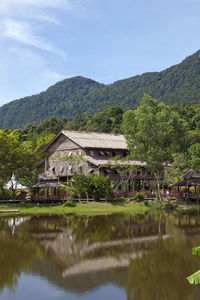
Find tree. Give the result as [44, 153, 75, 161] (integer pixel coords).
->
[0, 130, 38, 188]
[164, 153, 190, 186]
[69, 173, 112, 201]
[123, 95, 188, 201]
[189, 143, 200, 171]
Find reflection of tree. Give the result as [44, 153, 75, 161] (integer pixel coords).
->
[66, 213, 161, 244]
[69, 215, 115, 243]
[126, 234, 199, 300]
[0, 218, 42, 292]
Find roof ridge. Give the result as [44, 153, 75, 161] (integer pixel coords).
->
[62, 130, 124, 137]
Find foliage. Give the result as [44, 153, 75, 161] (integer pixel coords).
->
[189, 143, 200, 171]
[123, 95, 188, 200]
[162, 200, 178, 210]
[134, 192, 145, 202]
[187, 246, 200, 285]
[164, 153, 190, 186]
[63, 200, 77, 207]
[69, 173, 112, 201]
[144, 200, 150, 206]
[0, 130, 37, 187]
[1, 50, 200, 129]
[187, 270, 200, 285]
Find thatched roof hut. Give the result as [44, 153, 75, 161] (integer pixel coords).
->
[182, 171, 200, 180]
[33, 172, 65, 188]
[171, 171, 200, 188]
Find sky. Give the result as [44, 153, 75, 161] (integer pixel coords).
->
[0, 0, 200, 106]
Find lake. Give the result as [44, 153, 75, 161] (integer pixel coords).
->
[0, 211, 200, 300]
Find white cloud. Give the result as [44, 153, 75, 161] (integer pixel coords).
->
[0, 0, 88, 16]
[0, 19, 62, 54]
[0, 0, 67, 13]
[0, 1, 90, 54]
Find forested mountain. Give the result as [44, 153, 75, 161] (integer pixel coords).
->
[1, 50, 200, 129]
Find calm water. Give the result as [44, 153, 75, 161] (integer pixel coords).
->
[0, 211, 200, 300]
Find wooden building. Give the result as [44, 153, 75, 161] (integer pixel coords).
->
[36, 130, 145, 184]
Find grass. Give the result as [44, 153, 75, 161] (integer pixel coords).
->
[0, 201, 155, 216]
[1, 200, 199, 216]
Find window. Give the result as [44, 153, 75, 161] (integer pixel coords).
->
[112, 151, 116, 157]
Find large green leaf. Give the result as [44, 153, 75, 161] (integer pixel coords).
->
[187, 246, 200, 285]
[192, 246, 200, 256]
[187, 270, 200, 285]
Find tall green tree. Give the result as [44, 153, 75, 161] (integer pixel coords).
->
[123, 95, 188, 200]
[0, 130, 37, 188]
[189, 143, 200, 171]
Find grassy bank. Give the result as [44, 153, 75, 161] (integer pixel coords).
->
[0, 201, 155, 216]
[0, 201, 198, 216]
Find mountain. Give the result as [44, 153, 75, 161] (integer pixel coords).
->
[1, 50, 200, 129]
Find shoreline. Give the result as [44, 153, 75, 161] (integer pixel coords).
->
[0, 202, 157, 216]
[0, 201, 199, 216]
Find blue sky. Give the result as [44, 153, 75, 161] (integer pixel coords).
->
[0, 0, 200, 106]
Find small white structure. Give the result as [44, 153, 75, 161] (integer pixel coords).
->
[4, 174, 27, 190]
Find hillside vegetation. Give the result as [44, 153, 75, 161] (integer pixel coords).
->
[0, 50, 200, 129]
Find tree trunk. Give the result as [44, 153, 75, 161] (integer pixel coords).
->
[78, 192, 81, 203]
[86, 191, 89, 202]
[155, 173, 163, 202]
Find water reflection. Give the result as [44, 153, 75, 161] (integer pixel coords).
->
[0, 211, 200, 299]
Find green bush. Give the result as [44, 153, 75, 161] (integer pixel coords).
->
[105, 195, 113, 202]
[134, 192, 145, 202]
[163, 200, 178, 210]
[144, 200, 149, 206]
[63, 200, 76, 207]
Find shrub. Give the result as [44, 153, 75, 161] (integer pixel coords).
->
[134, 192, 145, 202]
[63, 200, 76, 207]
[163, 200, 178, 210]
[144, 200, 150, 206]
[105, 195, 113, 202]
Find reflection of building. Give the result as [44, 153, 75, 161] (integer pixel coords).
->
[36, 131, 145, 183]
[173, 211, 200, 240]
[30, 214, 168, 277]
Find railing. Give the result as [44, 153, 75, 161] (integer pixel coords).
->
[32, 195, 68, 201]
